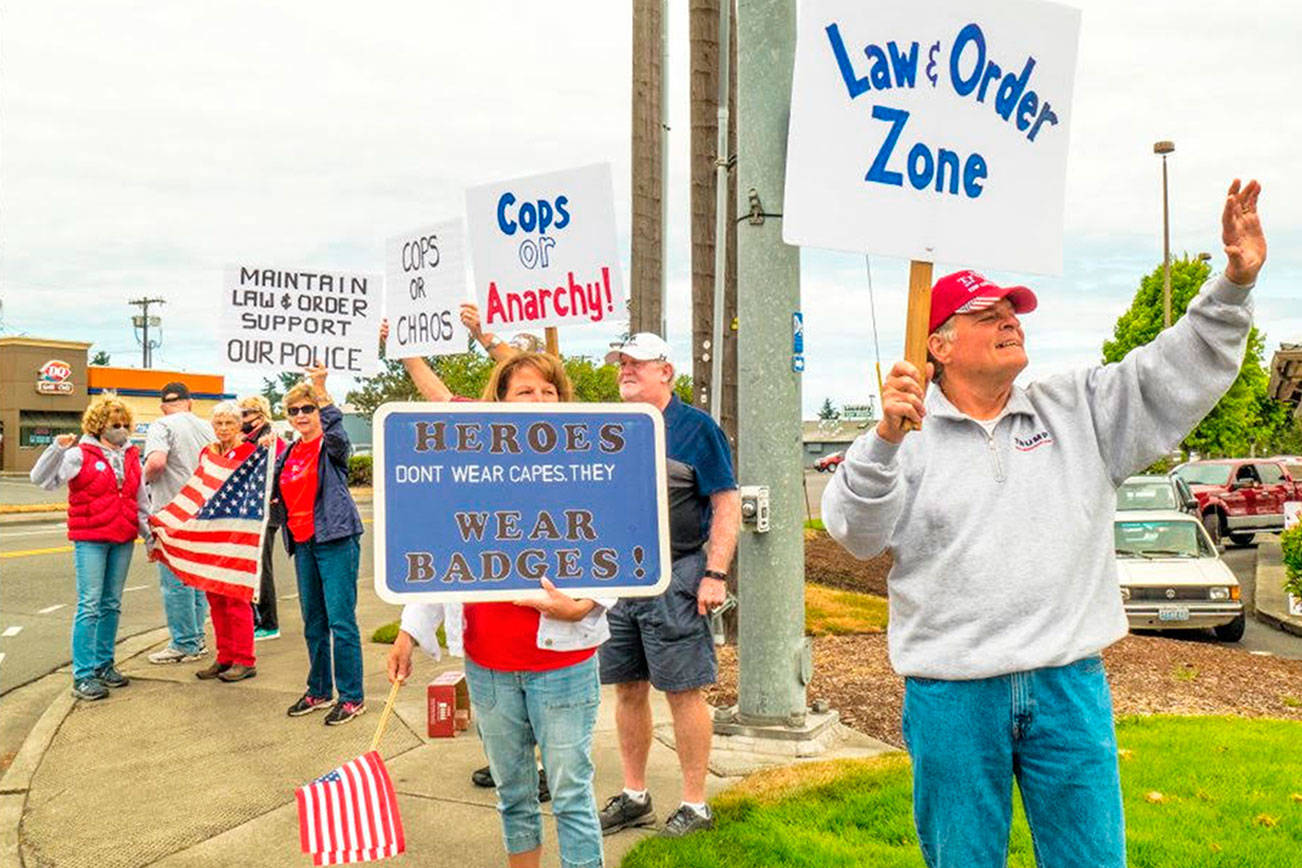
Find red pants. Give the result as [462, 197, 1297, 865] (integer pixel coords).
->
[207, 591, 255, 666]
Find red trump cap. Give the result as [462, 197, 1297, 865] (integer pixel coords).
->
[929, 270, 1038, 332]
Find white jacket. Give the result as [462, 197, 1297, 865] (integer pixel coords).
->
[400, 597, 616, 661]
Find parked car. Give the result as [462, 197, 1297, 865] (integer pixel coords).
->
[1169, 458, 1300, 546]
[1117, 474, 1198, 515]
[815, 451, 844, 472]
[1114, 510, 1245, 642]
[1270, 455, 1302, 481]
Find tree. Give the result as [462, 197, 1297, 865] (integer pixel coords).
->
[817, 397, 840, 421]
[90, 350, 111, 366]
[1102, 257, 1291, 460]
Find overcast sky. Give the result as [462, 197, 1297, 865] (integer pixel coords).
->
[3, 0, 1299, 417]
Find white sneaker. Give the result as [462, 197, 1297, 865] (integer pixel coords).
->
[148, 646, 205, 664]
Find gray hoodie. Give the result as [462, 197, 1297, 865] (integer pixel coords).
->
[822, 274, 1253, 679]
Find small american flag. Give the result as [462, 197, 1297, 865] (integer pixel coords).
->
[150, 442, 272, 602]
[296, 751, 406, 865]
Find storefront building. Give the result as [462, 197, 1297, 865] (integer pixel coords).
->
[0, 337, 233, 473]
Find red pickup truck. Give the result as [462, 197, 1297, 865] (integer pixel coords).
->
[1171, 459, 1301, 546]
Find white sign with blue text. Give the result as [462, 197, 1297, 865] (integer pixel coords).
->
[373, 403, 670, 604]
[384, 220, 470, 359]
[465, 163, 626, 331]
[783, 0, 1081, 276]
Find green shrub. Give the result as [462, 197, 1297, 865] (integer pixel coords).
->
[1281, 523, 1302, 599]
[348, 454, 372, 487]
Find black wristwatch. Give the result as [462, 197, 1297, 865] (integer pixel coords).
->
[703, 569, 728, 581]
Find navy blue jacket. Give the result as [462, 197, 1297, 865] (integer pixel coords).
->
[273, 403, 363, 555]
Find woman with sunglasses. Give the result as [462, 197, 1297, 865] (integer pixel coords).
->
[387, 353, 613, 868]
[30, 396, 151, 701]
[272, 364, 367, 726]
[237, 395, 285, 640]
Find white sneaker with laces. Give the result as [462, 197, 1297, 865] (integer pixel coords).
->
[148, 646, 205, 664]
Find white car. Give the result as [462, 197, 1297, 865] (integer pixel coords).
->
[1114, 509, 1245, 642]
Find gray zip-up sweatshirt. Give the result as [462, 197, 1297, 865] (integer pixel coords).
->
[822, 274, 1253, 679]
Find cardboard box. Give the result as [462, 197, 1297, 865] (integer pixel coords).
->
[427, 671, 471, 738]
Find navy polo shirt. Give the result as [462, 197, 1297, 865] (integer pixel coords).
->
[662, 394, 737, 558]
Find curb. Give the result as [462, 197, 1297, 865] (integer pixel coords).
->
[1254, 607, 1302, 638]
[0, 627, 170, 867]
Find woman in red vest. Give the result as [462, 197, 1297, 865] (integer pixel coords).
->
[31, 396, 151, 701]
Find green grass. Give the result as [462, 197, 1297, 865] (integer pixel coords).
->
[369, 620, 445, 648]
[622, 716, 1302, 868]
[805, 584, 889, 636]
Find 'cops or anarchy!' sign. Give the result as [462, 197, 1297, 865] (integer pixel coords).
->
[783, 0, 1081, 276]
[385, 220, 469, 359]
[221, 265, 381, 375]
[373, 403, 670, 604]
[465, 163, 626, 331]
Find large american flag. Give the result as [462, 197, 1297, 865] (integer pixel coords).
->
[297, 751, 406, 865]
[149, 442, 273, 602]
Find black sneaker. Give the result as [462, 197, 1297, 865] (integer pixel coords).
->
[72, 678, 108, 701]
[324, 701, 366, 726]
[287, 693, 333, 717]
[599, 792, 655, 835]
[660, 804, 714, 838]
[470, 765, 551, 803]
[96, 666, 129, 688]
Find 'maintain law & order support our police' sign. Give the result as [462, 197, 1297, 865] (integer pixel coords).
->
[373, 403, 671, 604]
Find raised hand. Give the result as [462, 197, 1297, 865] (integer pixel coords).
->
[876, 360, 933, 444]
[1221, 179, 1265, 286]
[459, 303, 484, 340]
[379, 318, 390, 343]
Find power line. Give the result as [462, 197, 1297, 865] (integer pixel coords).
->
[127, 297, 165, 368]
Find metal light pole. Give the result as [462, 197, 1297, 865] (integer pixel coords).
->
[1154, 140, 1174, 328]
[129, 297, 165, 368]
[732, 0, 807, 728]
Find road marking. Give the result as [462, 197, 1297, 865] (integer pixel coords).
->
[281, 593, 299, 600]
[123, 585, 147, 592]
[0, 525, 69, 538]
[0, 545, 74, 559]
[1, 626, 21, 638]
[0, 653, 6, 667]
[38, 604, 66, 614]
[1249, 650, 1274, 656]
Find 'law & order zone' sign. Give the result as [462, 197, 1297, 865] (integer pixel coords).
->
[221, 265, 381, 375]
[373, 403, 671, 604]
[465, 163, 627, 331]
[783, 0, 1081, 276]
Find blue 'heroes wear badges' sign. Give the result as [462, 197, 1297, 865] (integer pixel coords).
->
[373, 402, 671, 604]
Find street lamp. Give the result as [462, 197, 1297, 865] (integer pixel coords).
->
[1154, 140, 1175, 328]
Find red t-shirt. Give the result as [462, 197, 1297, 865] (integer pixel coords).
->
[462, 602, 597, 672]
[280, 438, 322, 544]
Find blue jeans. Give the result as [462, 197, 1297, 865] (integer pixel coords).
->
[158, 562, 209, 654]
[71, 541, 134, 680]
[293, 535, 363, 705]
[466, 656, 603, 868]
[902, 656, 1125, 868]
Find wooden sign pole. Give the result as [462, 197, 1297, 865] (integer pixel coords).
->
[545, 326, 560, 358]
[902, 259, 933, 431]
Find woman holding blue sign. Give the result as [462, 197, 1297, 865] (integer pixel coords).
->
[388, 351, 612, 868]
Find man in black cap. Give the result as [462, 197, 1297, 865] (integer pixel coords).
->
[144, 381, 216, 664]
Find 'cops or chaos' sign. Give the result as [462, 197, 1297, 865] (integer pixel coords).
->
[783, 0, 1080, 275]
[221, 265, 381, 375]
[385, 220, 470, 359]
[373, 403, 669, 604]
[465, 163, 627, 331]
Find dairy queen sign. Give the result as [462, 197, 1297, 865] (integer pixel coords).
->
[36, 359, 74, 395]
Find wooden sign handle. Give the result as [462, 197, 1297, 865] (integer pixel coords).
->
[545, 327, 560, 358]
[902, 260, 933, 432]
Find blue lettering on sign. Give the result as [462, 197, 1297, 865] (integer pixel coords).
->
[497, 192, 574, 237]
[378, 408, 668, 602]
[866, 106, 987, 198]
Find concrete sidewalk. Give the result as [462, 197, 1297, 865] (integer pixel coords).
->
[2, 586, 893, 867]
[1255, 534, 1302, 637]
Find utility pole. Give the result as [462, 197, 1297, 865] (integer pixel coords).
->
[690, 0, 739, 450]
[1154, 140, 1174, 328]
[631, 0, 667, 336]
[730, 0, 810, 730]
[129, 297, 165, 368]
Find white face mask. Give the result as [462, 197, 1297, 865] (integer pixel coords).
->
[102, 426, 130, 447]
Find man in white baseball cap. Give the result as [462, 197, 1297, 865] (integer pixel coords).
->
[597, 332, 740, 838]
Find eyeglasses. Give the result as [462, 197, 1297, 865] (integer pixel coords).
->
[107, 423, 129, 430]
[286, 404, 318, 417]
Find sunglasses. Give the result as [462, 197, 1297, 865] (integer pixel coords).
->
[286, 404, 318, 417]
[107, 423, 129, 430]
[240, 409, 261, 417]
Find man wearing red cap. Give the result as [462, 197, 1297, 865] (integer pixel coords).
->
[823, 180, 1266, 867]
